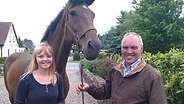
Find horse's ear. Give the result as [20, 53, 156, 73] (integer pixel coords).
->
[69, 0, 94, 6]
[86, 0, 95, 6]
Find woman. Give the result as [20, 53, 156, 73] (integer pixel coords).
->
[14, 42, 65, 104]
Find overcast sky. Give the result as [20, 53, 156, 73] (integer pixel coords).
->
[0, 0, 133, 45]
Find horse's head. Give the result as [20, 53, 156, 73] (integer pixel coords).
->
[41, 0, 100, 60]
[65, 0, 100, 60]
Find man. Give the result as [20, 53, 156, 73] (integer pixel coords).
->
[76, 32, 167, 104]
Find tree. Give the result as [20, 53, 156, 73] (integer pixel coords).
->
[17, 37, 23, 47]
[119, 0, 184, 53]
[100, 26, 122, 54]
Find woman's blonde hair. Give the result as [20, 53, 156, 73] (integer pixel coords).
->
[26, 42, 57, 85]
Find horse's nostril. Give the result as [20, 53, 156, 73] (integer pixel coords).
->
[85, 41, 100, 60]
[88, 41, 96, 51]
[88, 41, 92, 48]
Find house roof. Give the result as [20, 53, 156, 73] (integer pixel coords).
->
[0, 22, 20, 47]
[23, 42, 35, 51]
[0, 22, 12, 45]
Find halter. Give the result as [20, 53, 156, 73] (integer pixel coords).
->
[64, 4, 97, 104]
[64, 5, 97, 48]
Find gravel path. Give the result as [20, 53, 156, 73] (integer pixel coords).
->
[0, 62, 98, 104]
[65, 69, 98, 104]
[0, 76, 10, 104]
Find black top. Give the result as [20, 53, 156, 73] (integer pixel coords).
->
[14, 73, 65, 104]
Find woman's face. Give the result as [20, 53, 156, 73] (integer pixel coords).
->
[36, 49, 53, 70]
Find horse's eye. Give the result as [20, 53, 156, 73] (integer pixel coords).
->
[70, 11, 76, 16]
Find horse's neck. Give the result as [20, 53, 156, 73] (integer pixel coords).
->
[52, 38, 72, 74]
[49, 12, 72, 74]
[55, 42, 72, 74]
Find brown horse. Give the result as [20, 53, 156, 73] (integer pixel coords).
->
[3, 0, 100, 103]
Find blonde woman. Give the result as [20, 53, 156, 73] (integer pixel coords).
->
[14, 42, 65, 104]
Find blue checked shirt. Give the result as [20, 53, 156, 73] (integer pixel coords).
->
[122, 58, 141, 77]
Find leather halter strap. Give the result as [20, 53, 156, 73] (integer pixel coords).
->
[66, 22, 96, 41]
[64, 5, 97, 47]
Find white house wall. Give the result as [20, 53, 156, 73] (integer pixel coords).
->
[2, 26, 25, 57]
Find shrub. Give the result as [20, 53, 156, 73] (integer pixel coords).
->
[82, 58, 99, 74]
[73, 52, 80, 61]
[97, 50, 109, 59]
[0, 57, 5, 75]
[95, 58, 113, 79]
[143, 49, 184, 104]
[0, 57, 6, 64]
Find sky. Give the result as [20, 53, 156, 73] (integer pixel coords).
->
[0, 0, 133, 45]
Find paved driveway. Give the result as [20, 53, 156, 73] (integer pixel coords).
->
[66, 62, 98, 104]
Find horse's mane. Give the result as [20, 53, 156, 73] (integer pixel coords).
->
[41, 10, 64, 42]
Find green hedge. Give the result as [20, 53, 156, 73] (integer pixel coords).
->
[0, 57, 6, 64]
[82, 58, 99, 74]
[143, 49, 184, 104]
[73, 52, 80, 61]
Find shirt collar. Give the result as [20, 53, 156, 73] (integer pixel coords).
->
[122, 58, 141, 68]
[122, 58, 141, 77]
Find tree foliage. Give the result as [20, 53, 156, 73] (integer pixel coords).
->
[130, 0, 184, 53]
[100, 0, 184, 54]
[100, 26, 122, 54]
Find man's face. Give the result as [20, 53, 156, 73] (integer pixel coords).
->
[121, 35, 143, 67]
